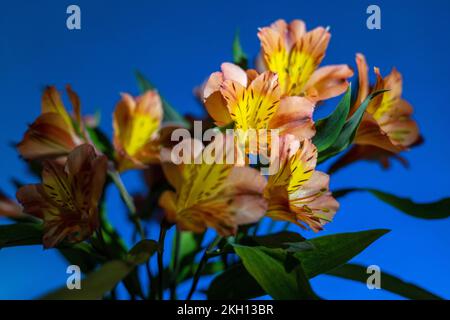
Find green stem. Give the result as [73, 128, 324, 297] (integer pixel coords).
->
[170, 230, 181, 300]
[108, 169, 145, 240]
[186, 235, 222, 300]
[157, 221, 168, 300]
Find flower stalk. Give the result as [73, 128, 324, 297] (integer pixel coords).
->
[186, 235, 222, 300]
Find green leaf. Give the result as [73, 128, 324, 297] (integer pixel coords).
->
[313, 87, 351, 152]
[0, 223, 104, 273]
[58, 243, 103, 274]
[327, 263, 443, 300]
[296, 229, 390, 278]
[318, 90, 386, 163]
[41, 260, 133, 300]
[135, 71, 189, 127]
[233, 245, 318, 300]
[334, 188, 450, 220]
[208, 263, 264, 300]
[85, 126, 114, 159]
[41, 240, 157, 300]
[232, 29, 248, 69]
[208, 229, 389, 299]
[242, 231, 313, 253]
[0, 223, 43, 248]
[177, 261, 224, 284]
[174, 231, 205, 279]
[251, 231, 305, 248]
[126, 239, 159, 265]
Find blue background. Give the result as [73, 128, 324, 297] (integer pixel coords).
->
[0, 0, 449, 299]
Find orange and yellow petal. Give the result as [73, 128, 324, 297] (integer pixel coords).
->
[305, 64, 353, 102]
[269, 96, 315, 140]
[113, 91, 163, 171]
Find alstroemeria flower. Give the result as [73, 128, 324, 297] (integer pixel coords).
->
[264, 135, 339, 232]
[16, 144, 107, 248]
[158, 134, 267, 236]
[113, 90, 164, 172]
[203, 62, 315, 142]
[17, 86, 86, 160]
[0, 191, 24, 219]
[257, 19, 353, 101]
[330, 54, 420, 171]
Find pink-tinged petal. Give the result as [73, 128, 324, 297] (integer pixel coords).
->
[383, 67, 403, 101]
[66, 85, 83, 129]
[159, 190, 178, 223]
[221, 62, 248, 87]
[289, 19, 306, 43]
[17, 113, 82, 160]
[246, 69, 259, 83]
[136, 91, 163, 124]
[258, 25, 286, 62]
[353, 53, 370, 112]
[254, 52, 266, 73]
[269, 19, 288, 35]
[382, 118, 420, 147]
[203, 71, 224, 99]
[355, 113, 403, 153]
[287, 171, 339, 232]
[233, 194, 267, 225]
[160, 148, 185, 193]
[113, 91, 163, 172]
[290, 171, 329, 201]
[16, 184, 47, 219]
[41, 86, 73, 129]
[225, 166, 268, 225]
[0, 192, 24, 219]
[305, 64, 354, 102]
[204, 91, 233, 126]
[65, 144, 108, 209]
[269, 96, 315, 140]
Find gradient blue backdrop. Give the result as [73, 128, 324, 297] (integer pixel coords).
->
[0, 0, 449, 299]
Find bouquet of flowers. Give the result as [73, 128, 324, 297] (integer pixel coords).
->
[1, 18, 448, 300]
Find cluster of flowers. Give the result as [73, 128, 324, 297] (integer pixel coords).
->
[0, 19, 419, 249]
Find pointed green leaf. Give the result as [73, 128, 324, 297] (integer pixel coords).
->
[41, 239, 157, 300]
[233, 245, 318, 300]
[85, 126, 114, 159]
[334, 188, 450, 219]
[232, 29, 248, 69]
[0, 223, 42, 248]
[318, 90, 387, 163]
[313, 87, 351, 152]
[126, 239, 159, 265]
[135, 71, 189, 127]
[207, 263, 264, 300]
[327, 263, 443, 300]
[41, 260, 133, 300]
[208, 229, 389, 299]
[296, 229, 390, 278]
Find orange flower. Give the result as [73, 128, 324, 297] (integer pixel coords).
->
[202, 62, 315, 141]
[257, 19, 353, 101]
[330, 54, 420, 171]
[17, 86, 86, 160]
[113, 90, 163, 172]
[158, 134, 267, 236]
[264, 135, 339, 231]
[16, 144, 107, 248]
